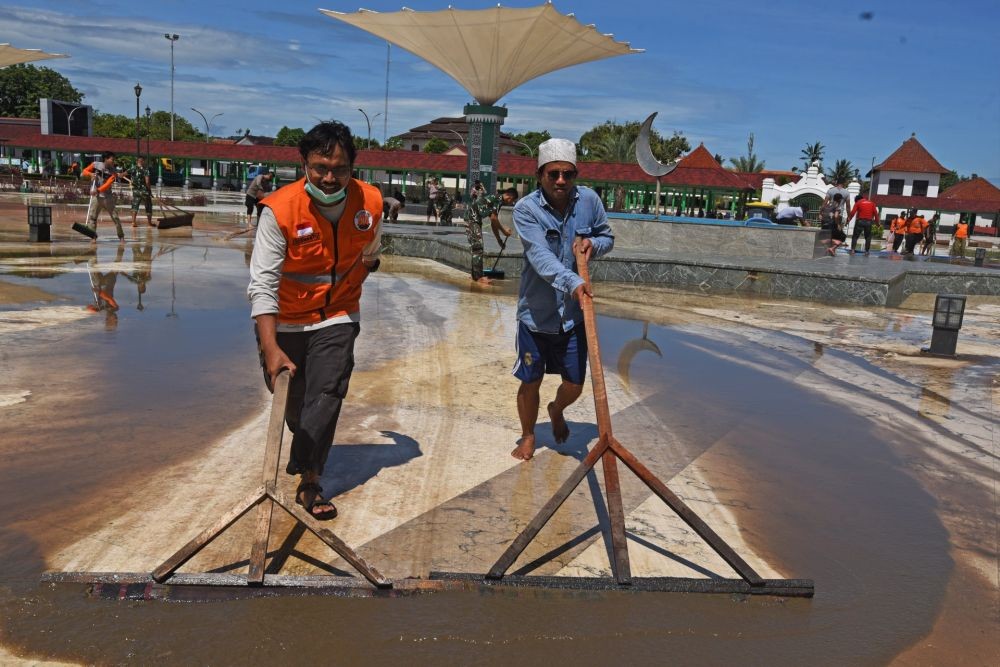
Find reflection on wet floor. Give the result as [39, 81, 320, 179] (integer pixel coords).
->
[0, 217, 997, 663]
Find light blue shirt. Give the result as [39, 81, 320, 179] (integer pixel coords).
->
[513, 185, 614, 334]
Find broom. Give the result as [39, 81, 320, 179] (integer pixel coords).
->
[482, 236, 508, 279]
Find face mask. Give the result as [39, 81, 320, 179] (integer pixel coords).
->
[304, 174, 347, 206]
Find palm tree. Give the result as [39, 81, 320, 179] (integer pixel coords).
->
[588, 131, 636, 163]
[826, 159, 856, 186]
[729, 133, 766, 173]
[800, 141, 825, 170]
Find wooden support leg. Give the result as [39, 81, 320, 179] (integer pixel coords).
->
[272, 491, 391, 589]
[610, 437, 764, 586]
[601, 452, 632, 584]
[248, 372, 290, 584]
[487, 437, 610, 579]
[152, 485, 267, 584]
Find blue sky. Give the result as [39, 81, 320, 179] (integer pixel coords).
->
[3, 1, 998, 182]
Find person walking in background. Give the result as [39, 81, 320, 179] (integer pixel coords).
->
[889, 211, 907, 253]
[846, 192, 879, 255]
[465, 187, 518, 285]
[903, 209, 928, 255]
[426, 177, 439, 224]
[951, 215, 970, 258]
[128, 155, 154, 227]
[470, 179, 487, 202]
[510, 138, 614, 461]
[245, 171, 274, 228]
[920, 213, 939, 255]
[434, 186, 454, 225]
[820, 193, 847, 254]
[78, 151, 124, 242]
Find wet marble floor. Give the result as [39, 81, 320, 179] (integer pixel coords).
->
[0, 197, 997, 664]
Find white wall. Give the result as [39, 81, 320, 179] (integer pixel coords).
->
[873, 170, 941, 197]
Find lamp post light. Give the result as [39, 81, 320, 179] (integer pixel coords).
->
[134, 82, 142, 160]
[62, 102, 87, 136]
[922, 294, 967, 357]
[444, 128, 466, 147]
[190, 107, 222, 142]
[358, 108, 382, 148]
[164, 33, 180, 141]
[511, 139, 533, 157]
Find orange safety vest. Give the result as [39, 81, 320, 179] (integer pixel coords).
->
[263, 178, 382, 325]
[890, 217, 907, 234]
[954, 222, 969, 239]
[82, 162, 116, 193]
[906, 216, 928, 235]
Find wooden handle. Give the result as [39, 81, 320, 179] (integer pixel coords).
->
[574, 246, 612, 438]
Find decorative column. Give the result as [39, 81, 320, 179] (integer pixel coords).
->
[464, 104, 507, 197]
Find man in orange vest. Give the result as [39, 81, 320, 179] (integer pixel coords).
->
[889, 212, 907, 253]
[951, 215, 970, 258]
[903, 209, 928, 255]
[247, 121, 382, 520]
[846, 192, 879, 255]
[74, 151, 124, 241]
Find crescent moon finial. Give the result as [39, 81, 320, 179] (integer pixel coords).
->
[636, 112, 677, 178]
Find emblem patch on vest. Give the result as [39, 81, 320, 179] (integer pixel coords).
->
[354, 210, 374, 231]
[291, 221, 317, 245]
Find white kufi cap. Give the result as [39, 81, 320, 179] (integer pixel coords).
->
[537, 138, 577, 169]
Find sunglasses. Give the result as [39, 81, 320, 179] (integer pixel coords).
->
[545, 169, 577, 181]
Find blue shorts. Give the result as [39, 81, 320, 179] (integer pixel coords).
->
[512, 321, 588, 385]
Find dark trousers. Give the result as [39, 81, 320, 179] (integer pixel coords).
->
[904, 233, 922, 254]
[892, 233, 905, 252]
[850, 219, 873, 253]
[276, 322, 360, 476]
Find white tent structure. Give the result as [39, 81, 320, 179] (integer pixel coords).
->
[320, 2, 641, 195]
[320, 2, 641, 106]
[0, 44, 67, 68]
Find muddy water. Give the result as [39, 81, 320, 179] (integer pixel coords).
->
[0, 217, 992, 664]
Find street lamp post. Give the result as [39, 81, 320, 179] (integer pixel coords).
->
[190, 107, 222, 142]
[191, 107, 223, 190]
[444, 129, 466, 147]
[62, 103, 87, 136]
[358, 108, 382, 148]
[164, 33, 180, 141]
[145, 106, 151, 163]
[511, 139, 533, 157]
[134, 83, 142, 160]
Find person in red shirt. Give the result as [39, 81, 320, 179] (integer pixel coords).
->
[846, 192, 879, 255]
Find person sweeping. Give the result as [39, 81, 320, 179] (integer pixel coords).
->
[75, 151, 125, 242]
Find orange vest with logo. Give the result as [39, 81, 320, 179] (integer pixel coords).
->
[263, 178, 382, 325]
[954, 222, 969, 239]
[906, 216, 927, 234]
[890, 217, 906, 234]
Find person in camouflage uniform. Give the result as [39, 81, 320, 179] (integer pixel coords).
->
[434, 187, 455, 226]
[128, 156, 154, 227]
[465, 187, 518, 284]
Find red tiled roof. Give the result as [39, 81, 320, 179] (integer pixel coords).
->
[873, 136, 949, 174]
[0, 117, 748, 190]
[940, 176, 1000, 203]
[870, 193, 1000, 214]
[659, 145, 750, 190]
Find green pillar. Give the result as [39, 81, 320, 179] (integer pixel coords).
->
[464, 103, 507, 199]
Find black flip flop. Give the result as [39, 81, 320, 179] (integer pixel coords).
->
[295, 482, 337, 521]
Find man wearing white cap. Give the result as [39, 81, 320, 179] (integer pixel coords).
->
[510, 138, 614, 461]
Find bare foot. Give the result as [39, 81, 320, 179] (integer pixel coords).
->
[548, 402, 569, 443]
[511, 435, 535, 460]
[476, 276, 494, 286]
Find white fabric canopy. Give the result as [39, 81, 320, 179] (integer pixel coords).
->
[320, 3, 641, 105]
[0, 44, 68, 68]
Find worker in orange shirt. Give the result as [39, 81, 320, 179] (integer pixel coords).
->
[888, 212, 907, 253]
[903, 209, 928, 255]
[846, 192, 879, 255]
[75, 151, 124, 241]
[951, 215, 970, 258]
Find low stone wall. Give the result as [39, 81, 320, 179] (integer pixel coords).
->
[608, 215, 826, 259]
